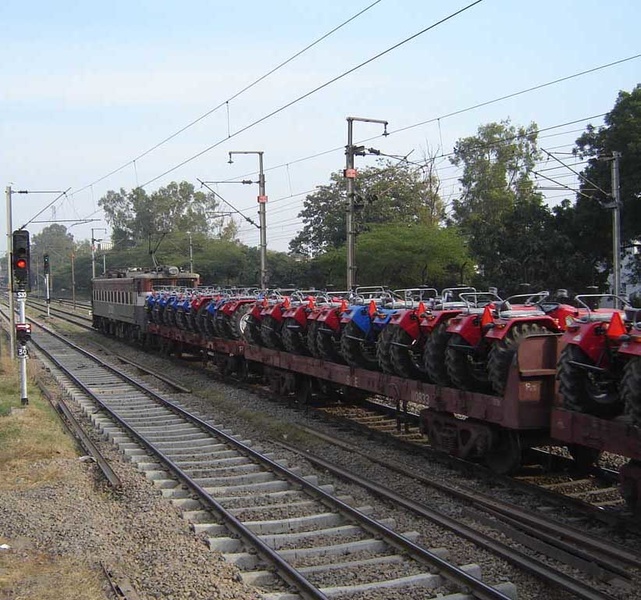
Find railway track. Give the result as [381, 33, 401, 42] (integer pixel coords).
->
[27, 316, 519, 600]
[26, 299, 638, 527]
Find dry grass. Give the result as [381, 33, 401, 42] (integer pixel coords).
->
[0, 354, 76, 491]
[0, 547, 106, 600]
[0, 348, 107, 599]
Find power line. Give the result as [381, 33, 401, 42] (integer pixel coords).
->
[137, 1, 485, 188]
[70, 0, 386, 197]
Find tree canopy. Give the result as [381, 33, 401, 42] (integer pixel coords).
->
[289, 159, 444, 257]
[99, 181, 227, 247]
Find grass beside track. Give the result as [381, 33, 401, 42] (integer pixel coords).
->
[0, 343, 107, 600]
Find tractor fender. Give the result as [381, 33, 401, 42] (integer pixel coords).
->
[560, 321, 608, 364]
[447, 314, 482, 346]
[344, 306, 373, 335]
[484, 315, 559, 341]
[619, 339, 641, 358]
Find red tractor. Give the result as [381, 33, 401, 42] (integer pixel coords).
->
[557, 294, 635, 418]
[620, 311, 641, 427]
[443, 290, 504, 392]
[374, 287, 437, 378]
[484, 290, 582, 395]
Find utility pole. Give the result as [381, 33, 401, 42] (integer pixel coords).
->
[5, 186, 15, 358]
[611, 151, 622, 301]
[228, 151, 268, 289]
[187, 231, 193, 273]
[91, 227, 106, 279]
[345, 117, 388, 291]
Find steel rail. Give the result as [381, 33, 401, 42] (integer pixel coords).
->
[31, 318, 514, 600]
[275, 440, 621, 600]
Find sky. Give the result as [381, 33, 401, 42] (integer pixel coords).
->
[2, 0, 640, 258]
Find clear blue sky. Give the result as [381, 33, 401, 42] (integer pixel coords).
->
[2, 0, 639, 255]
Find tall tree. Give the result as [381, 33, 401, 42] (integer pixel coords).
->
[99, 181, 222, 247]
[572, 85, 641, 282]
[449, 120, 548, 290]
[289, 159, 444, 257]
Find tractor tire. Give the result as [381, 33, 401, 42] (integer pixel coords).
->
[243, 314, 263, 346]
[282, 317, 310, 356]
[557, 344, 623, 418]
[376, 325, 396, 374]
[389, 326, 426, 380]
[229, 304, 252, 340]
[487, 323, 547, 396]
[317, 323, 345, 364]
[306, 320, 322, 358]
[203, 311, 217, 339]
[340, 320, 379, 371]
[424, 322, 452, 386]
[446, 334, 490, 392]
[622, 357, 641, 428]
[261, 314, 284, 349]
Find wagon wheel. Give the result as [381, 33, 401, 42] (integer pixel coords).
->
[484, 430, 522, 475]
[557, 344, 623, 418]
[487, 322, 548, 396]
[622, 356, 641, 428]
[567, 444, 601, 472]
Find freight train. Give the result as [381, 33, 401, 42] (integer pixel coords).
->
[91, 266, 641, 513]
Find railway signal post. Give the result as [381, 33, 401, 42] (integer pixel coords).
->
[11, 229, 31, 405]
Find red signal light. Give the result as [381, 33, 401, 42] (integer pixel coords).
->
[15, 258, 27, 269]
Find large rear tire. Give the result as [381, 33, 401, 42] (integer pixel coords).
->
[340, 320, 378, 370]
[487, 322, 547, 396]
[622, 356, 641, 427]
[389, 326, 426, 380]
[261, 314, 284, 349]
[446, 334, 490, 392]
[282, 317, 310, 356]
[243, 314, 263, 346]
[557, 344, 622, 418]
[317, 322, 345, 364]
[229, 304, 251, 340]
[424, 322, 452, 386]
[376, 325, 396, 374]
[306, 320, 322, 358]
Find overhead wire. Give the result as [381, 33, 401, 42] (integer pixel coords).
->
[137, 0, 485, 188]
[70, 0, 386, 197]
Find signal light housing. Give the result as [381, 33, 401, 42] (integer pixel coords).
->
[12, 230, 30, 292]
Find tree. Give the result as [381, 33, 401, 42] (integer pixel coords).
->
[449, 120, 548, 290]
[289, 159, 445, 257]
[99, 181, 222, 246]
[572, 85, 641, 283]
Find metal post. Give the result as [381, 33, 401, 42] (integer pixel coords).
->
[346, 120, 356, 292]
[5, 186, 15, 359]
[17, 296, 27, 405]
[91, 227, 105, 280]
[187, 232, 194, 273]
[611, 151, 622, 302]
[257, 152, 267, 290]
[344, 117, 388, 291]
[45, 273, 50, 317]
[228, 151, 268, 289]
[71, 252, 76, 309]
